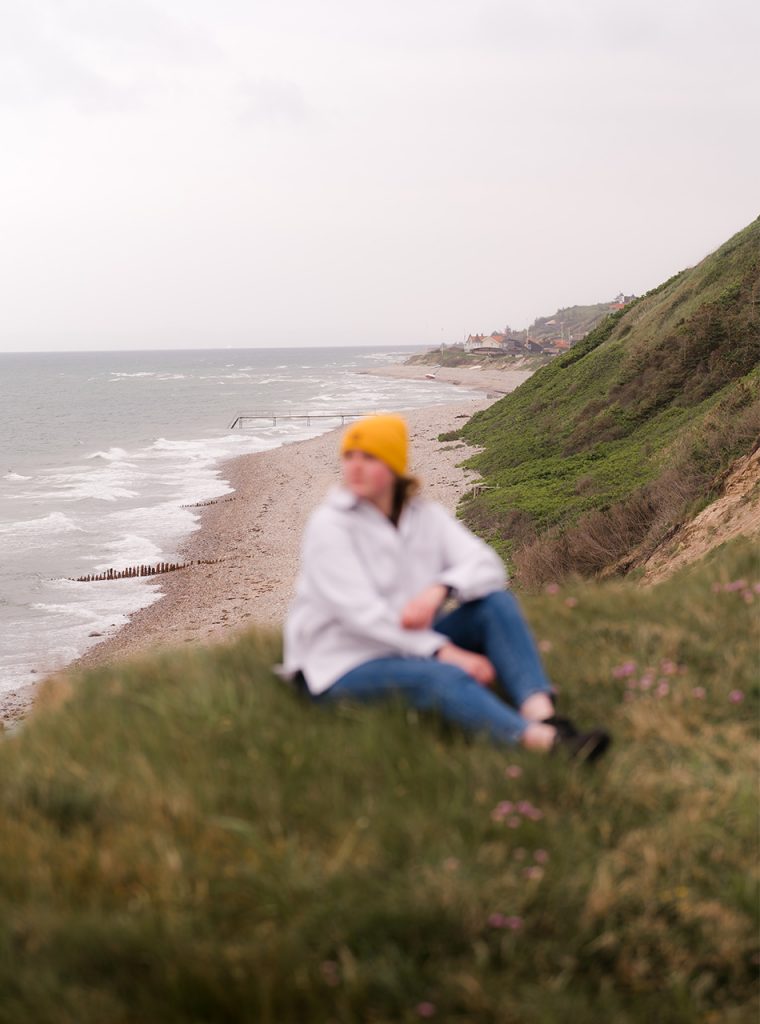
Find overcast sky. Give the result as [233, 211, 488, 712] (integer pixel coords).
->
[1, 0, 757, 352]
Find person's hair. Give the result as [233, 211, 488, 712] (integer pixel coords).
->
[390, 474, 421, 525]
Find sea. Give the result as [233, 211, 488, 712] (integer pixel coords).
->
[0, 346, 478, 695]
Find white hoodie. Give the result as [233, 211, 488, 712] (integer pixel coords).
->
[283, 486, 507, 694]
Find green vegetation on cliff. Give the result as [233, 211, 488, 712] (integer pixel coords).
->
[406, 348, 550, 371]
[0, 538, 757, 1022]
[447, 219, 760, 584]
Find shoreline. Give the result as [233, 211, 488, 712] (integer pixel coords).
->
[359, 361, 535, 395]
[1, 363, 531, 729]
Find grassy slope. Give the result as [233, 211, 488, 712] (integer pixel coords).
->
[0, 537, 758, 1023]
[449, 219, 760, 582]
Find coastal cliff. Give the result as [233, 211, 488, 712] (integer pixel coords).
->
[449, 217, 760, 586]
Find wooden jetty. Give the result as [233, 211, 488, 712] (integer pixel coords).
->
[229, 411, 366, 430]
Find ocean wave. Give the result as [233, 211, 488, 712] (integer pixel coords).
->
[2, 471, 32, 481]
[88, 533, 165, 572]
[0, 511, 82, 539]
[53, 476, 140, 502]
[86, 447, 131, 461]
[360, 351, 411, 362]
[109, 372, 155, 379]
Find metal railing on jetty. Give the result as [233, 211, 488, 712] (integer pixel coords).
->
[229, 411, 366, 429]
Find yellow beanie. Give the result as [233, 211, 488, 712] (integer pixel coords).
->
[340, 414, 409, 476]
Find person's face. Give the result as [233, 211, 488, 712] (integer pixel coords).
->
[341, 449, 396, 504]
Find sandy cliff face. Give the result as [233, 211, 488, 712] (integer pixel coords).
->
[640, 446, 760, 584]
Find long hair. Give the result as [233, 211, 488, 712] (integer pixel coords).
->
[390, 474, 421, 526]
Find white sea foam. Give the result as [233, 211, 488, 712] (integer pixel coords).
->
[0, 511, 82, 540]
[86, 447, 131, 461]
[0, 577, 163, 693]
[58, 478, 139, 503]
[90, 533, 164, 572]
[360, 350, 413, 362]
[2, 472, 32, 481]
[108, 502, 202, 545]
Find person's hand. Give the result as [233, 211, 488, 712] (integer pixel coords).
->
[435, 642, 496, 686]
[401, 584, 449, 630]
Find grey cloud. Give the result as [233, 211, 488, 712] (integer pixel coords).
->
[48, 0, 221, 62]
[238, 77, 313, 125]
[0, 7, 143, 112]
[473, 0, 661, 54]
[0, 0, 218, 113]
[473, 0, 760, 55]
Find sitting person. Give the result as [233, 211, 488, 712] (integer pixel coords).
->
[283, 414, 609, 760]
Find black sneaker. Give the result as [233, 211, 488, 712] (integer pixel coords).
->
[553, 728, 611, 763]
[542, 714, 578, 739]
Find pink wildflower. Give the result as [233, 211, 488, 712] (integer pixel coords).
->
[488, 913, 523, 931]
[416, 1002, 436, 1018]
[729, 690, 745, 704]
[612, 661, 637, 679]
[538, 639, 553, 653]
[320, 961, 340, 987]
[533, 849, 550, 864]
[545, 583, 560, 595]
[491, 801, 513, 821]
[505, 764, 523, 779]
[724, 579, 747, 592]
[507, 816, 522, 828]
[656, 682, 670, 697]
[753, 583, 760, 594]
[692, 687, 706, 699]
[523, 865, 545, 881]
[443, 857, 460, 872]
[564, 596, 578, 608]
[660, 659, 679, 676]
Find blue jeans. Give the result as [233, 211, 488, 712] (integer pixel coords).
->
[317, 591, 554, 746]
